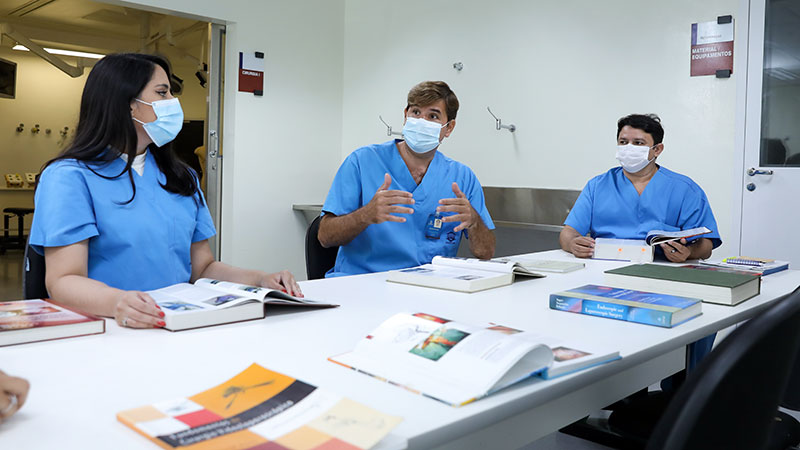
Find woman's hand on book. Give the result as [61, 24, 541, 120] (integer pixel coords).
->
[114, 291, 166, 328]
[0, 370, 29, 422]
[260, 270, 303, 298]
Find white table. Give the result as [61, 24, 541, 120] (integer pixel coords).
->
[2, 250, 799, 449]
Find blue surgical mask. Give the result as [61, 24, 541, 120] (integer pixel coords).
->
[402, 117, 448, 154]
[133, 97, 184, 147]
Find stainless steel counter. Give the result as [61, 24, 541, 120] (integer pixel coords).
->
[292, 186, 580, 257]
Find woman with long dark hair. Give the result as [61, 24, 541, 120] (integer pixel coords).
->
[29, 53, 301, 329]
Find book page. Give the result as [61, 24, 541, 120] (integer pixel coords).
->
[331, 313, 551, 406]
[398, 265, 501, 281]
[194, 278, 269, 300]
[148, 283, 258, 314]
[645, 226, 711, 245]
[431, 256, 515, 274]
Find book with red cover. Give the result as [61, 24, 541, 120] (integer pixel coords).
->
[0, 299, 105, 347]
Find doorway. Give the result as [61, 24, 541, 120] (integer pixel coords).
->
[739, 0, 800, 263]
[0, 0, 225, 298]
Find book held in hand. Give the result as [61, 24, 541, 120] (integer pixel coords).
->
[118, 363, 401, 450]
[149, 279, 338, 331]
[550, 285, 702, 328]
[329, 312, 619, 406]
[594, 227, 712, 263]
[604, 264, 761, 306]
[386, 256, 545, 293]
[0, 299, 105, 347]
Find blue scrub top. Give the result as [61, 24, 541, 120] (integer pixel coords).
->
[564, 166, 722, 252]
[323, 140, 495, 277]
[30, 152, 216, 291]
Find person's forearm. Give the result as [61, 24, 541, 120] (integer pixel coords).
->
[195, 261, 266, 286]
[47, 275, 124, 318]
[467, 221, 496, 259]
[559, 226, 580, 253]
[317, 210, 372, 248]
[689, 238, 713, 260]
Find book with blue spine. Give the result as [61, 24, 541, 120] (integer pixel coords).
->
[549, 285, 702, 328]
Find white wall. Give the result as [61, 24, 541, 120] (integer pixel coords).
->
[341, 0, 739, 256]
[117, 0, 345, 279]
[114, 0, 743, 278]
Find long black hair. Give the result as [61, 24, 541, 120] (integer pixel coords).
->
[41, 53, 201, 204]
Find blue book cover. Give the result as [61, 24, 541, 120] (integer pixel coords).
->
[549, 284, 702, 328]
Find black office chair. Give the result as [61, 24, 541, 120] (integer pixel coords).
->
[23, 240, 48, 299]
[643, 287, 800, 450]
[305, 215, 339, 280]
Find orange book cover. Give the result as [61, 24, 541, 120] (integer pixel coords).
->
[117, 363, 401, 450]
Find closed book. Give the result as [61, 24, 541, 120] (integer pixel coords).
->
[0, 299, 105, 347]
[700, 257, 789, 276]
[604, 264, 761, 306]
[549, 285, 702, 328]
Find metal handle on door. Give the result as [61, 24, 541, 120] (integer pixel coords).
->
[747, 168, 774, 176]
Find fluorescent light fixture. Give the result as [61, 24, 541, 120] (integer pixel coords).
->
[12, 45, 104, 59]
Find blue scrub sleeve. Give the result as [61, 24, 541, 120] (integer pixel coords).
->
[192, 187, 217, 243]
[463, 172, 495, 230]
[322, 155, 363, 217]
[678, 188, 722, 249]
[29, 162, 99, 255]
[564, 180, 594, 236]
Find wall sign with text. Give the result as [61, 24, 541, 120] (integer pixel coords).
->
[238, 52, 264, 96]
[691, 19, 734, 77]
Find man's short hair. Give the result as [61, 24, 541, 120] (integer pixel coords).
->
[407, 81, 459, 121]
[617, 114, 665, 145]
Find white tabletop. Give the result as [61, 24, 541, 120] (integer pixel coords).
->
[2, 250, 799, 449]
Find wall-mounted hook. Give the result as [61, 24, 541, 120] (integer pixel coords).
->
[45, 128, 52, 135]
[60, 126, 69, 137]
[31, 124, 40, 134]
[453, 62, 463, 71]
[379, 115, 403, 137]
[487, 107, 516, 132]
[15, 123, 24, 132]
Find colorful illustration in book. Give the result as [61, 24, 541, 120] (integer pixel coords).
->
[455, 274, 482, 281]
[552, 346, 591, 362]
[159, 301, 203, 311]
[413, 312, 449, 324]
[409, 327, 470, 361]
[240, 286, 266, 294]
[204, 295, 239, 306]
[487, 325, 522, 335]
[400, 267, 434, 274]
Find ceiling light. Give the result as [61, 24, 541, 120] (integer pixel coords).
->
[12, 45, 105, 59]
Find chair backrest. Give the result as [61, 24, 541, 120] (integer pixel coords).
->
[647, 287, 800, 450]
[305, 215, 339, 280]
[23, 241, 48, 299]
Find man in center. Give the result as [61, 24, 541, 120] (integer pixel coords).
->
[318, 81, 496, 277]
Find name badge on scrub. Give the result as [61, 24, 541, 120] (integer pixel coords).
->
[425, 213, 443, 239]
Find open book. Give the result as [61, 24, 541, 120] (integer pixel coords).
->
[386, 256, 545, 293]
[118, 363, 402, 449]
[594, 227, 712, 263]
[329, 313, 619, 406]
[148, 279, 338, 331]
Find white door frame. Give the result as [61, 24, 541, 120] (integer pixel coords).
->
[731, 0, 765, 256]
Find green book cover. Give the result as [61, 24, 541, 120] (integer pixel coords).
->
[605, 264, 757, 288]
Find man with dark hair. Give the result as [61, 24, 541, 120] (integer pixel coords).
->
[559, 113, 721, 262]
[318, 81, 495, 277]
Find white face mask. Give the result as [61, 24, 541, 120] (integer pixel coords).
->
[616, 144, 654, 173]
